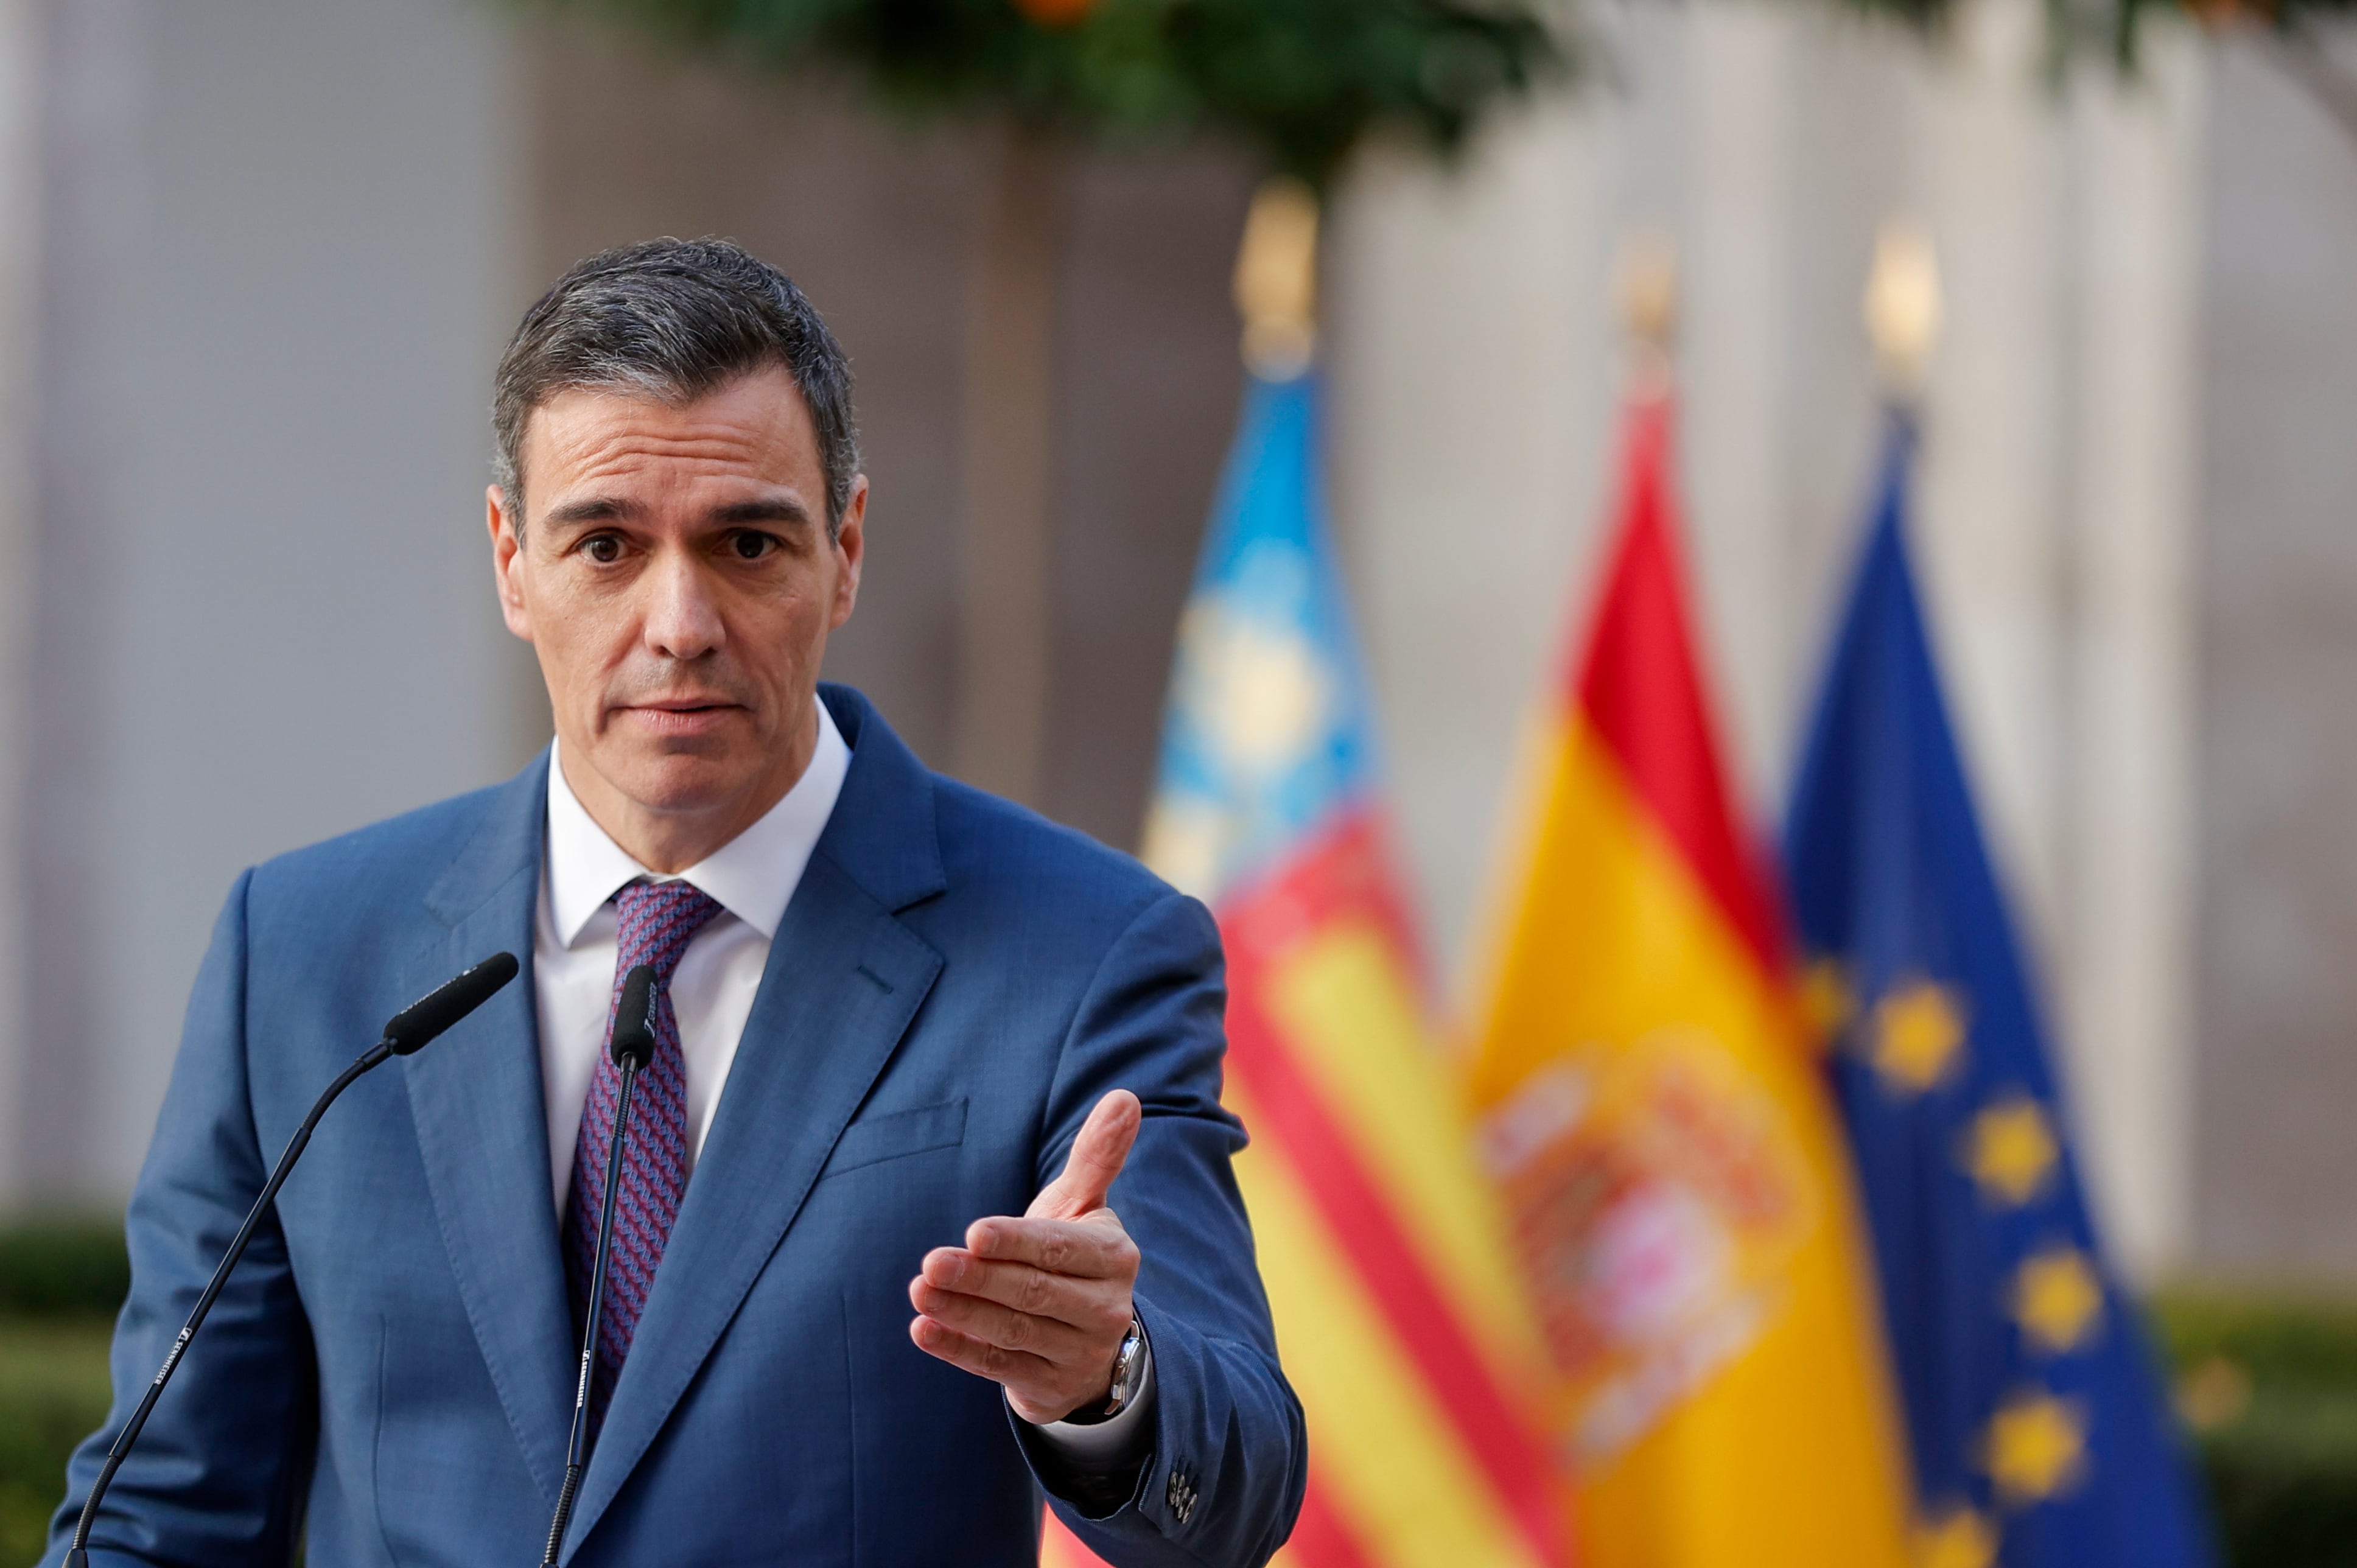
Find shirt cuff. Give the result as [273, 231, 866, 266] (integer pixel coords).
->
[1022, 1331, 1157, 1468]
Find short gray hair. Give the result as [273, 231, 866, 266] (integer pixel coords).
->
[492, 237, 861, 536]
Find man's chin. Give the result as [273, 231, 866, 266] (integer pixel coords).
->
[592, 746, 765, 817]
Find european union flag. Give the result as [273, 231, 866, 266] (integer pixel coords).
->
[1784, 414, 2212, 1568]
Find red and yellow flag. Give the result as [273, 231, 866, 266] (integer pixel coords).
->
[1462, 393, 1913, 1568]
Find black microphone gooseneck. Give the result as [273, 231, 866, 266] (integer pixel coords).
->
[64, 951, 521, 1568]
[542, 962, 660, 1568]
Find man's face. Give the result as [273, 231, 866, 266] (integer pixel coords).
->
[489, 368, 866, 843]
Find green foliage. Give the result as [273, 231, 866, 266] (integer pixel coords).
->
[0, 1218, 125, 1558]
[2155, 1289, 2357, 1565]
[0, 1214, 128, 1319]
[0, 1318, 114, 1564]
[505, 0, 1567, 187]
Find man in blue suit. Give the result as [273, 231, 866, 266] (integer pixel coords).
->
[49, 239, 1306, 1567]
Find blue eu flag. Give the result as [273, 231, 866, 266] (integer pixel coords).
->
[1784, 414, 2212, 1568]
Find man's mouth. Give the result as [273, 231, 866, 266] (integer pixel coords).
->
[617, 700, 744, 734]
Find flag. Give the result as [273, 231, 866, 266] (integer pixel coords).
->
[1462, 391, 1914, 1568]
[1126, 369, 1571, 1568]
[1782, 413, 2212, 1568]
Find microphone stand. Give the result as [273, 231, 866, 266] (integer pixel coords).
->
[542, 1053, 637, 1566]
[543, 963, 658, 1568]
[65, 1037, 397, 1568]
[63, 950, 519, 1568]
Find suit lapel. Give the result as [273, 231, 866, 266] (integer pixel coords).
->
[562, 689, 948, 1557]
[401, 753, 577, 1507]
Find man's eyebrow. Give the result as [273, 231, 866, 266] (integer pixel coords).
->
[539, 496, 642, 529]
[711, 496, 814, 528]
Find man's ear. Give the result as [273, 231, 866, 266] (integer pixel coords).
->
[829, 474, 868, 632]
[488, 485, 533, 642]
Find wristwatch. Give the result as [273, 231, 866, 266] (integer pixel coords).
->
[1098, 1314, 1148, 1419]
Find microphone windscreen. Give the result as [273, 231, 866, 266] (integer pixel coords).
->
[611, 965, 659, 1070]
[384, 951, 521, 1055]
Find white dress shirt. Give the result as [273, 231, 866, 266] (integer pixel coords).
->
[531, 698, 1151, 1460]
[536, 702, 851, 1210]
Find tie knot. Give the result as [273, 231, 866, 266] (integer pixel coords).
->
[612, 880, 727, 981]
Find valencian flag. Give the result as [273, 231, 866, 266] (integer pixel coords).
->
[1782, 414, 2212, 1568]
[1093, 369, 1569, 1568]
[1462, 390, 1914, 1568]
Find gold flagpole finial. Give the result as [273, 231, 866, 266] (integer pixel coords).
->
[1865, 220, 1942, 395]
[1617, 228, 1678, 397]
[1235, 178, 1320, 380]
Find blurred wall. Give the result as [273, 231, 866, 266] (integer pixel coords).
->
[2193, 32, 2357, 1276]
[4, 0, 528, 1200]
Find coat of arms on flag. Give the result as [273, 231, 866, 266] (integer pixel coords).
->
[1463, 385, 1914, 1568]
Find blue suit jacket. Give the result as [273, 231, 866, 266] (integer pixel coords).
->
[49, 686, 1305, 1567]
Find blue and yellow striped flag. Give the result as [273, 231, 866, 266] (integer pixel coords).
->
[1061, 369, 1572, 1568]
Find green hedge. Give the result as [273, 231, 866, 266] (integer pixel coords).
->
[2154, 1290, 2357, 1564]
[0, 1317, 113, 1564]
[6, 1214, 2357, 1565]
[0, 1214, 130, 1320]
[0, 1215, 125, 1561]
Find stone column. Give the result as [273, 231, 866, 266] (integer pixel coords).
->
[1907, 0, 2072, 943]
[1327, 97, 1613, 984]
[2063, 30, 2206, 1277]
[1681, 0, 1798, 797]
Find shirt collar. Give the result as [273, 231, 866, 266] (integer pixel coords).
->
[544, 698, 852, 948]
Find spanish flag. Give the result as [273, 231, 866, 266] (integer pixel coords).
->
[1462, 390, 1913, 1568]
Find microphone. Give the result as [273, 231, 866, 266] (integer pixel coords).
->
[544, 964, 658, 1567]
[386, 951, 522, 1055]
[64, 953, 521, 1568]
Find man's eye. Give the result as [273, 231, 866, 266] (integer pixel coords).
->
[730, 531, 776, 561]
[583, 536, 622, 564]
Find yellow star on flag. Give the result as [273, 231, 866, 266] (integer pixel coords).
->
[1872, 979, 1967, 1093]
[1913, 1505, 1998, 1568]
[1801, 958, 1856, 1049]
[1983, 1388, 2087, 1504]
[1964, 1095, 2059, 1206]
[2011, 1245, 2105, 1355]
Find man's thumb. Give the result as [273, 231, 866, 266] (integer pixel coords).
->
[1030, 1090, 1141, 1219]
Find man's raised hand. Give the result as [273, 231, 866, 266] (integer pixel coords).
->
[908, 1089, 1144, 1424]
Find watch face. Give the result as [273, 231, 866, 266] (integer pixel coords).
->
[1108, 1319, 1144, 1412]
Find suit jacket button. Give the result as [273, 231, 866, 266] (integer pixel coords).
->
[1166, 1466, 1197, 1525]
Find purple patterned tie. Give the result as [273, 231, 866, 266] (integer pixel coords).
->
[564, 878, 725, 1431]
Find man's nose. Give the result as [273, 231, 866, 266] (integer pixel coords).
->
[639, 548, 724, 661]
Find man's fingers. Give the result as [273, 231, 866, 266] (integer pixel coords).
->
[907, 1276, 1099, 1360]
[959, 1214, 1138, 1283]
[1027, 1089, 1141, 1220]
[917, 1246, 1135, 1335]
[907, 1314, 1057, 1388]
